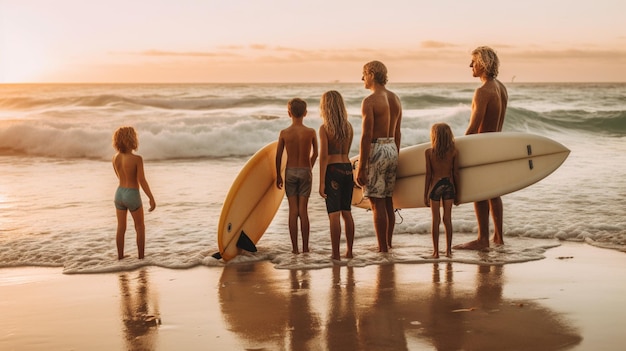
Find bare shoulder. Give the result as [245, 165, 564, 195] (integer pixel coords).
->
[474, 82, 497, 102]
[388, 89, 401, 103]
[362, 92, 378, 107]
[496, 79, 508, 97]
[129, 153, 143, 165]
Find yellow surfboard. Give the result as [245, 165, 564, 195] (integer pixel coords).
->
[352, 132, 570, 209]
[216, 141, 286, 261]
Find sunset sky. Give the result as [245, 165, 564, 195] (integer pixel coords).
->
[1, 0, 624, 83]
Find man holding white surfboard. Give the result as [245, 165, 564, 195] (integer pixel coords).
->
[454, 46, 509, 250]
[356, 60, 403, 253]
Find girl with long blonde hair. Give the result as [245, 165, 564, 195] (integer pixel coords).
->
[318, 90, 355, 261]
[424, 123, 459, 258]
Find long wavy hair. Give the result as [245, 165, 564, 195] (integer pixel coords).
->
[320, 90, 351, 142]
[430, 123, 455, 159]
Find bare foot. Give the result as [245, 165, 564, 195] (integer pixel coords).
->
[453, 239, 489, 250]
[432, 252, 440, 259]
[445, 250, 452, 258]
[292, 250, 300, 254]
[303, 248, 310, 253]
[332, 258, 348, 266]
[492, 238, 504, 246]
[118, 255, 129, 260]
[345, 251, 353, 259]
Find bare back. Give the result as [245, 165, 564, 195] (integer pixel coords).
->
[426, 148, 458, 182]
[467, 79, 508, 135]
[321, 124, 353, 164]
[363, 88, 402, 147]
[113, 152, 143, 188]
[278, 124, 318, 168]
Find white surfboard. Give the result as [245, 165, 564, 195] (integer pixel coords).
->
[216, 141, 286, 261]
[352, 132, 570, 209]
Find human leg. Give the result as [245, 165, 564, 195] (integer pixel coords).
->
[430, 200, 441, 258]
[328, 211, 341, 260]
[116, 209, 128, 260]
[129, 206, 146, 259]
[341, 210, 355, 258]
[287, 196, 300, 253]
[453, 200, 490, 250]
[385, 197, 395, 248]
[490, 197, 504, 245]
[442, 199, 454, 257]
[298, 196, 310, 253]
[369, 197, 389, 252]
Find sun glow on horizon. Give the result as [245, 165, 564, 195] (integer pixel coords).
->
[1, 0, 625, 83]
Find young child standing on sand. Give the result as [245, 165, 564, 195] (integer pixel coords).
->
[276, 98, 318, 254]
[112, 126, 156, 260]
[318, 90, 355, 262]
[424, 123, 459, 258]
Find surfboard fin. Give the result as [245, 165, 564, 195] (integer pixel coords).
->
[212, 252, 222, 259]
[236, 231, 258, 253]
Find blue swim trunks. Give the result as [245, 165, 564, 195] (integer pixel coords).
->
[114, 187, 142, 211]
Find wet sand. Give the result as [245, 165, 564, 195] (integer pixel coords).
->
[1, 241, 624, 350]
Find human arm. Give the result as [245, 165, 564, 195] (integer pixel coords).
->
[394, 97, 402, 151]
[356, 99, 374, 186]
[275, 134, 285, 189]
[112, 155, 120, 179]
[310, 129, 318, 169]
[452, 149, 460, 206]
[318, 127, 328, 198]
[424, 149, 432, 207]
[465, 88, 489, 135]
[136, 156, 156, 212]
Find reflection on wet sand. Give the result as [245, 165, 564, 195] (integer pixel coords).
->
[422, 263, 464, 350]
[358, 264, 409, 350]
[399, 263, 582, 350]
[288, 270, 321, 350]
[326, 266, 358, 350]
[218, 263, 290, 349]
[218, 262, 582, 350]
[118, 268, 160, 351]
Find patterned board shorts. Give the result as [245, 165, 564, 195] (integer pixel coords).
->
[364, 138, 398, 198]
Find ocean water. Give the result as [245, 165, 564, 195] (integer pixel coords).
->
[0, 83, 624, 273]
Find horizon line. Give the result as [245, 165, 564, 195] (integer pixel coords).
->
[2, 81, 625, 85]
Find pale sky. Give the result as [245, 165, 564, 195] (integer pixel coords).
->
[1, 0, 624, 83]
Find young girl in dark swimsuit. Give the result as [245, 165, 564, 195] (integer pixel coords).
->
[318, 90, 355, 262]
[424, 123, 459, 258]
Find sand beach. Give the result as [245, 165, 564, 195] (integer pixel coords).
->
[1, 83, 624, 350]
[1, 241, 625, 351]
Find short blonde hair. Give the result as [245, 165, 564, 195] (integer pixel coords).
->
[113, 126, 138, 153]
[472, 46, 500, 78]
[363, 60, 388, 85]
[287, 98, 307, 118]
